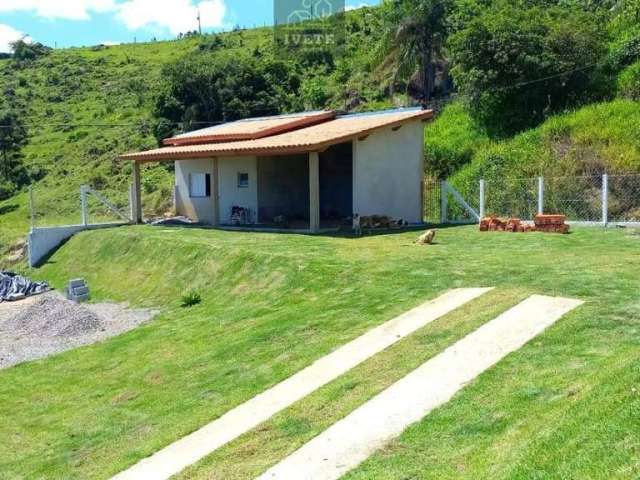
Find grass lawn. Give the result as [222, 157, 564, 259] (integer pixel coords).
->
[1, 225, 639, 479]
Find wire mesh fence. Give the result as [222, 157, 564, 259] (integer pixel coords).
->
[423, 177, 442, 224]
[544, 176, 603, 222]
[485, 177, 538, 221]
[26, 174, 640, 230]
[84, 187, 132, 224]
[608, 175, 640, 222]
[444, 178, 480, 223]
[445, 174, 640, 226]
[29, 184, 85, 228]
[29, 183, 132, 229]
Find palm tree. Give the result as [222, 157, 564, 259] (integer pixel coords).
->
[377, 0, 451, 105]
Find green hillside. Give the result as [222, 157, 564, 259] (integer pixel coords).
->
[1, 2, 640, 476]
[0, 10, 388, 262]
[422, 99, 640, 221]
[2, 226, 639, 478]
[1, 0, 639, 264]
[429, 99, 640, 192]
[440, 99, 640, 181]
[0, 38, 198, 255]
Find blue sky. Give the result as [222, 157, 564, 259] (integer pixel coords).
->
[0, 0, 380, 52]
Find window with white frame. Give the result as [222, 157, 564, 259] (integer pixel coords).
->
[237, 172, 249, 188]
[189, 173, 211, 198]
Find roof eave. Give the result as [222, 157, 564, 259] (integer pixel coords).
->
[120, 110, 434, 163]
[119, 145, 317, 162]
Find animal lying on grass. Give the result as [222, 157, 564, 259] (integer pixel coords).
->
[416, 230, 436, 245]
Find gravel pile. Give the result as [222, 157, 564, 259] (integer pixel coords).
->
[5, 295, 103, 339]
[0, 292, 158, 369]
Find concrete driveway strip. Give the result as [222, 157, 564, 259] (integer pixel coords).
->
[257, 294, 583, 480]
[112, 287, 492, 480]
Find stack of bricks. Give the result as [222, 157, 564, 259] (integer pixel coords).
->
[479, 216, 536, 233]
[534, 214, 570, 234]
[480, 214, 570, 234]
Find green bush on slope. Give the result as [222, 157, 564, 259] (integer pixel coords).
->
[446, 100, 640, 218]
[618, 61, 640, 100]
[424, 102, 489, 179]
[451, 99, 640, 186]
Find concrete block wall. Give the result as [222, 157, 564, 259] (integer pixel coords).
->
[28, 223, 127, 267]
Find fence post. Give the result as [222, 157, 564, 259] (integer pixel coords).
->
[29, 185, 35, 229]
[440, 180, 448, 224]
[80, 185, 89, 226]
[537, 177, 544, 215]
[602, 173, 609, 228]
[420, 179, 425, 224]
[479, 179, 486, 220]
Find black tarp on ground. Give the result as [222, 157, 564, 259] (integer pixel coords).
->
[0, 272, 50, 302]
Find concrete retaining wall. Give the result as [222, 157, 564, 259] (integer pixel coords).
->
[28, 223, 127, 267]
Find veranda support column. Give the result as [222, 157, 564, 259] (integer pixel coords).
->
[212, 157, 220, 226]
[132, 161, 143, 224]
[309, 151, 320, 232]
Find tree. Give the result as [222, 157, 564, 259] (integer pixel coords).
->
[0, 105, 28, 199]
[154, 53, 302, 142]
[301, 76, 330, 109]
[377, 0, 452, 104]
[9, 38, 51, 62]
[609, 0, 640, 69]
[448, 3, 607, 136]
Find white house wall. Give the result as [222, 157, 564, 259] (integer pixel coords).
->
[175, 158, 216, 224]
[218, 156, 258, 224]
[353, 121, 424, 223]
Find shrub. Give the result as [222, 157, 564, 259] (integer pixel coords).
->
[0, 180, 16, 201]
[180, 290, 202, 308]
[424, 102, 488, 178]
[300, 76, 330, 110]
[618, 61, 640, 100]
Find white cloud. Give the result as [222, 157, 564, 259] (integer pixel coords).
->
[0, 0, 116, 21]
[0, 24, 31, 53]
[346, 2, 372, 11]
[117, 0, 226, 35]
[0, 0, 227, 37]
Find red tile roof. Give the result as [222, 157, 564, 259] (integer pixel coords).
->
[121, 109, 434, 162]
[163, 110, 336, 146]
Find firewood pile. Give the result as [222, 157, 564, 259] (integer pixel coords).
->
[479, 214, 570, 234]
